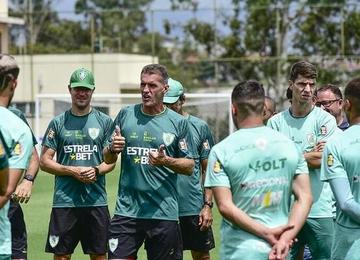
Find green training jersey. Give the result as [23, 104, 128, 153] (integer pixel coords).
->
[267, 106, 337, 218]
[321, 124, 360, 228]
[42, 109, 113, 208]
[0, 107, 33, 256]
[178, 115, 214, 216]
[204, 126, 308, 259]
[112, 104, 197, 221]
[8, 106, 37, 145]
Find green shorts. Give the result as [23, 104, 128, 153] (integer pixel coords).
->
[332, 223, 360, 260]
[289, 217, 333, 260]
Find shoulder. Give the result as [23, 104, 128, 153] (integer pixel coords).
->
[92, 108, 112, 122]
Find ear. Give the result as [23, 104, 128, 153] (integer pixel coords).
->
[288, 80, 293, 90]
[68, 86, 72, 93]
[10, 78, 17, 91]
[163, 83, 169, 94]
[344, 98, 351, 112]
[231, 103, 237, 116]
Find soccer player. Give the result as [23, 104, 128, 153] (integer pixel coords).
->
[104, 64, 196, 260]
[0, 54, 33, 260]
[263, 96, 277, 124]
[204, 80, 312, 259]
[7, 106, 39, 260]
[40, 68, 115, 260]
[315, 84, 349, 130]
[321, 77, 360, 259]
[163, 78, 215, 260]
[267, 61, 337, 260]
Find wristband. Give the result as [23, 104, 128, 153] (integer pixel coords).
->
[23, 174, 35, 182]
[203, 201, 213, 209]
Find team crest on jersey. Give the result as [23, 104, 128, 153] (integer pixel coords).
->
[213, 160, 222, 173]
[163, 133, 175, 146]
[47, 128, 55, 139]
[255, 138, 267, 151]
[88, 128, 100, 140]
[49, 235, 59, 248]
[203, 139, 210, 150]
[109, 238, 118, 253]
[327, 153, 334, 167]
[307, 133, 316, 146]
[320, 125, 327, 135]
[14, 143, 22, 155]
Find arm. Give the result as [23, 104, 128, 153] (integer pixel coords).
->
[96, 161, 116, 175]
[329, 177, 360, 224]
[149, 145, 194, 175]
[0, 167, 8, 196]
[304, 151, 322, 169]
[13, 147, 39, 203]
[199, 158, 213, 231]
[0, 168, 24, 208]
[40, 146, 94, 184]
[269, 174, 313, 260]
[213, 186, 294, 246]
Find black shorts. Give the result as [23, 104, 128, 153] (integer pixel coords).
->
[179, 215, 215, 252]
[8, 200, 27, 259]
[108, 215, 183, 260]
[45, 206, 110, 255]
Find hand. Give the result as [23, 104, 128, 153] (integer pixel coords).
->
[199, 205, 213, 231]
[312, 140, 326, 152]
[263, 224, 294, 246]
[149, 144, 167, 166]
[110, 125, 126, 154]
[70, 166, 96, 184]
[268, 238, 294, 260]
[13, 179, 33, 203]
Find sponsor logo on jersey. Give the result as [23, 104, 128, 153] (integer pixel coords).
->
[88, 128, 100, 140]
[320, 125, 327, 135]
[47, 128, 55, 139]
[353, 176, 360, 183]
[240, 177, 288, 190]
[203, 139, 210, 150]
[213, 161, 221, 173]
[251, 191, 283, 208]
[179, 139, 188, 151]
[0, 143, 5, 157]
[130, 132, 139, 139]
[64, 144, 98, 160]
[143, 131, 156, 142]
[327, 153, 334, 167]
[163, 133, 175, 146]
[249, 158, 287, 173]
[109, 238, 118, 253]
[127, 146, 158, 165]
[14, 143, 22, 155]
[49, 235, 59, 248]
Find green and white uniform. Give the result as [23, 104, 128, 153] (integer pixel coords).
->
[0, 107, 33, 257]
[204, 126, 308, 259]
[178, 115, 213, 216]
[321, 124, 360, 259]
[267, 107, 336, 218]
[8, 106, 37, 145]
[0, 131, 9, 170]
[112, 104, 197, 221]
[42, 109, 113, 207]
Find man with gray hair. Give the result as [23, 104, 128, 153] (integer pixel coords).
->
[104, 64, 197, 260]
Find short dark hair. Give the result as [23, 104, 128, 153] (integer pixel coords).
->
[141, 64, 169, 84]
[316, 84, 343, 99]
[286, 87, 292, 100]
[345, 78, 360, 111]
[232, 80, 265, 115]
[289, 61, 317, 82]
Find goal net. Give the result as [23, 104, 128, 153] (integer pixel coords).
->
[35, 93, 233, 144]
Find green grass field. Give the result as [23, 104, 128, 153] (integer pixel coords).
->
[22, 167, 222, 259]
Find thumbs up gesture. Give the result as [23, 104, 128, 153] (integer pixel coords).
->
[109, 125, 125, 154]
[149, 144, 167, 166]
